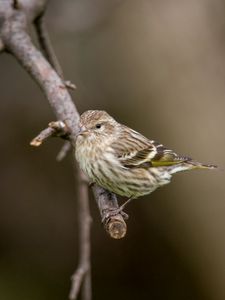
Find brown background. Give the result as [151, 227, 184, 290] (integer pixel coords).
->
[0, 1, 225, 299]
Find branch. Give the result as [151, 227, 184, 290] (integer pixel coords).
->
[0, 2, 127, 300]
[92, 186, 127, 239]
[56, 141, 71, 161]
[34, 13, 64, 78]
[34, 12, 75, 158]
[0, 39, 4, 52]
[69, 170, 92, 300]
[34, 13, 76, 90]
[30, 120, 70, 146]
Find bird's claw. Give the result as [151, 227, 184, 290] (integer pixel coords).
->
[101, 207, 129, 223]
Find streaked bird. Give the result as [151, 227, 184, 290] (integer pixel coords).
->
[75, 110, 217, 212]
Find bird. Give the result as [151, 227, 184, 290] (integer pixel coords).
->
[75, 110, 217, 213]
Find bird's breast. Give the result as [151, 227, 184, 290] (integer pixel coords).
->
[75, 137, 106, 180]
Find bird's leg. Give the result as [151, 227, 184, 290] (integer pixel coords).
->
[119, 198, 133, 212]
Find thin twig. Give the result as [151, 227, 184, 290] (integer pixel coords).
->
[30, 120, 70, 146]
[34, 14, 76, 90]
[69, 170, 92, 300]
[69, 265, 89, 300]
[64, 80, 76, 90]
[34, 13, 64, 78]
[0, 39, 4, 52]
[56, 141, 71, 161]
[30, 126, 55, 146]
[30, 122, 72, 160]
[34, 13, 75, 158]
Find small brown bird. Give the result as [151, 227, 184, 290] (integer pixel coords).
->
[75, 110, 216, 211]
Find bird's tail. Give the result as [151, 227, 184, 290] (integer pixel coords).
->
[168, 160, 218, 174]
[188, 161, 217, 170]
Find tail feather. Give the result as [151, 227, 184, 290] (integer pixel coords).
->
[187, 161, 218, 170]
[167, 160, 218, 174]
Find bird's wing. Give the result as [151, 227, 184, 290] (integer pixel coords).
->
[112, 127, 190, 168]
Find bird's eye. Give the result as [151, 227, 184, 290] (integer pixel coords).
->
[95, 123, 102, 129]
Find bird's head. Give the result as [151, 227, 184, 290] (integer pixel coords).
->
[77, 110, 118, 142]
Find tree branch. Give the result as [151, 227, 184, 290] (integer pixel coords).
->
[30, 120, 70, 146]
[92, 186, 127, 239]
[69, 170, 92, 300]
[34, 13, 76, 90]
[0, 39, 4, 52]
[0, 1, 127, 300]
[34, 12, 63, 77]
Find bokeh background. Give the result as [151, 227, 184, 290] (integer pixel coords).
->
[0, 0, 225, 299]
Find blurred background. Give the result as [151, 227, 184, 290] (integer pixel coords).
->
[0, 0, 225, 299]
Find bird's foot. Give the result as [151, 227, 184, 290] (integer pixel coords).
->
[101, 207, 129, 223]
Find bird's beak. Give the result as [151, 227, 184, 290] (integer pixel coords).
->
[76, 126, 89, 137]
